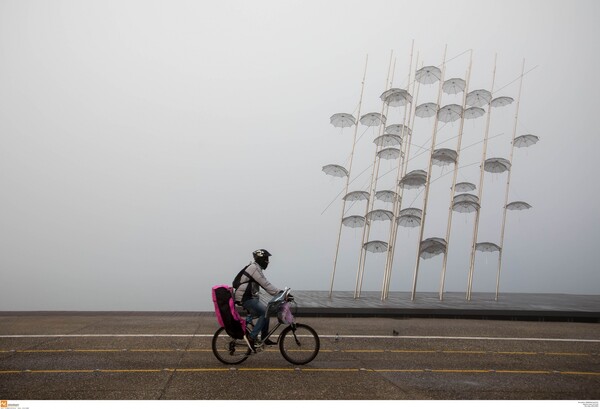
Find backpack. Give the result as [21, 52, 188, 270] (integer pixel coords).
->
[232, 264, 255, 303]
[212, 285, 246, 339]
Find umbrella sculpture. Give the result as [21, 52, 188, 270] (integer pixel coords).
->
[455, 182, 476, 192]
[322, 164, 349, 178]
[466, 89, 492, 107]
[373, 134, 403, 147]
[397, 208, 422, 228]
[342, 215, 366, 228]
[432, 148, 458, 166]
[360, 112, 386, 127]
[506, 201, 532, 210]
[419, 238, 447, 259]
[484, 157, 511, 173]
[366, 209, 394, 222]
[343, 191, 370, 201]
[363, 240, 388, 253]
[453, 193, 480, 213]
[476, 242, 501, 252]
[415, 66, 442, 84]
[385, 124, 412, 136]
[380, 88, 413, 107]
[514, 134, 540, 148]
[437, 104, 463, 123]
[490, 96, 514, 108]
[463, 107, 485, 119]
[377, 147, 402, 160]
[322, 54, 541, 304]
[399, 170, 427, 188]
[330, 113, 356, 128]
[443, 77, 466, 95]
[375, 190, 398, 203]
[415, 102, 439, 118]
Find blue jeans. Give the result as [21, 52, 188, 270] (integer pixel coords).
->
[242, 298, 269, 340]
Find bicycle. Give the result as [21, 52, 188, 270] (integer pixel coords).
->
[211, 288, 320, 365]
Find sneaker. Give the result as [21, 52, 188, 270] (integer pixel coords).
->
[243, 334, 257, 353]
[263, 339, 277, 346]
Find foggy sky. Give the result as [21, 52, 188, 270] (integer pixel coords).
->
[1, 0, 599, 311]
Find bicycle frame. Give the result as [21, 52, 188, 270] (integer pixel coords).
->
[244, 287, 295, 350]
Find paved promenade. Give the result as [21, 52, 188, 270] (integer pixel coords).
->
[293, 291, 600, 321]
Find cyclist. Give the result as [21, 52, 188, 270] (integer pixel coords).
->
[234, 249, 281, 352]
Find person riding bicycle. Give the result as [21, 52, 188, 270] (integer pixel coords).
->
[234, 249, 281, 352]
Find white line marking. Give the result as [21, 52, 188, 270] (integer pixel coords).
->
[0, 334, 598, 342]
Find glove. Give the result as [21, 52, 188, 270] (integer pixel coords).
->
[287, 294, 295, 302]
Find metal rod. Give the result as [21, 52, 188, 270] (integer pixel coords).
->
[438, 50, 473, 301]
[466, 53, 498, 301]
[354, 50, 395, 298]
[495, 58, 526, 301]
[328, 55, 369, 297]
[410, 45, 448, 301]
[381, 43, 417, 300]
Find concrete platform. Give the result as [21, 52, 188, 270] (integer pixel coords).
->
[291, 291, 600, 322]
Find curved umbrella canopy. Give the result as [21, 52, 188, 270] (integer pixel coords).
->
[360, 112, 386, 127]
[363, 240, 388, 253]
[399, 170, 427, 189]
[380, 88, 413, 107]
[476, 242, 501, 252]
[514, 134, 539, 148]
[374, 133, 402, 147]
[453, 193, 480, 213]
[443, 78, 466, 95]
[385, 124, 412, 136]
[416, 66, 442, 84]
[377, 147, 402, 160]
[432, 148, 458, 165]
[342, 215, 365, 228]
[419, 237, 447, 259]
[463, 107, 485, 119]
[343, 190, 370, 201]
[454, 193, 479, 203]
[366, 209, 394, 222]
[415, 102, 439, 118]
[453, 200, 480, 213]
[330, 113, 356, 128]
[455, 182, 476, 192]
[399, 207, 423, 217]
[484, 157, 511, 173]
[466, 89, 492, 107]
[438, 104, 463, 123]
[376, 190, 398, 203]
[506, 201, 532, 210]
[491, 96, 514, 108]
[397, 207, 422, 228]
[322, 164, 348, 178]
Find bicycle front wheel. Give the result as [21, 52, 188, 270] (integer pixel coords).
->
[211, 327, 250, 365]
[279, 323, 320, 365]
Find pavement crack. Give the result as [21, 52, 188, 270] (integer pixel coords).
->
[157, 320, 203, 400]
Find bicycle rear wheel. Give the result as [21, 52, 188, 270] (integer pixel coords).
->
[211, 327, 250, 365]
[279, 323, 320, 365]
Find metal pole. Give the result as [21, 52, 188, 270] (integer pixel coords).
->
[354, 51, 395, 298]
[382, 44, 417, 300]
[328, 55, 369, 297]
[438, 50, 473, 300]
[495, 58, 526, 301]
[410, 45, 448, 301]
[466, 53, 498, 301]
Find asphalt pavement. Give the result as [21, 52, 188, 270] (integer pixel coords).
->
[1, 313, 599, 400]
